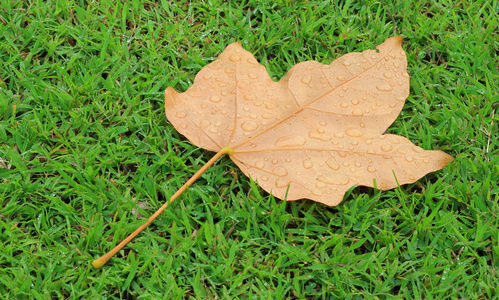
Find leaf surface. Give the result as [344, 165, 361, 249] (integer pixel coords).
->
[165, 37, 453, 206]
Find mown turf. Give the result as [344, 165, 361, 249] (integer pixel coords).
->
[0, 0, 497, 299]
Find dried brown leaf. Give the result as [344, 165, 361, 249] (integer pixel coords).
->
[165, 37, 453, 206]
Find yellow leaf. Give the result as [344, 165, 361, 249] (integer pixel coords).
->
[165, 37, 453, 206]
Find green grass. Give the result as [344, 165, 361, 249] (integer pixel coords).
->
[0, 0, 497, 298]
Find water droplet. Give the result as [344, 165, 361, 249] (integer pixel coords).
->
[247, 57, 258, 64]
[215, 121, 222, 127]
[423, 158, 430, 164]
[200, 120, 210, 128]
[224, 68, 235, 74]
[339, 93, 345, 98]
[334, 132, 344, 138]
[274, 135, 306, 147]
[318, 174, 350, 185]
[412, 146, 424, 153]
[229, 54, 241, 62]
[316, 181, 327, 189]
[342, 162, 350, 167]
[376, 84, 393, 91]
[342, 60, 352, 66]
[264, 102, 275, 109]
[219, 83, 226, 87]
[393, 62, 400, 68]
[244, 95, 255, 101]
[352, 108, 363, 116]
[345, 128, 364, 137]
[338, 151, 347, 158]
[203, 75, 212, 80]
[320, 121, 327, 126]
[272, 166, 288, 177]
[248, 72, 258, 79]
[351, 99, 359, 105]
[326, 158, 340, 170]
[405, 156, 414, 162]
[209, 128, 218, 133]
[275, 178, 290, 188]
[237, 80, 249, 88]
[255, 161, 265, 169]
[303, 159, 313, 169]
[381, 144, 393, 152]
[367, 166, 376, 173]
[272, 159, 278, 165]
[336, 75, 347, 81]
[309, 131, 332, 142]
[312, 190, 322, 196]
[243, 106, 250, 112]
[249, 114, 257, 119]
[350, 140, 359, 145]
[301, 75, 312, 84]
[402, 72, 409, 78]
[340, 102, 349, 108]
[383, 72, 393, 79]
[175, 111, 186, 118]
[261, 176, 268, 181]
[210, 95, 221, 103]
[241, 121, 258, 132]
[317, 128, 325, 133]
[354, 162, 361, 167]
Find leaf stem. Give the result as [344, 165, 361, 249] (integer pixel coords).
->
[91, 147, 232, 269]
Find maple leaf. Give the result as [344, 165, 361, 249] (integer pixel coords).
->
[92, 37, 452, 268]
[164, 36, 453, 206]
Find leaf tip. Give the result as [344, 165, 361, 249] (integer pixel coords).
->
[441, 151, 454, 167]
[165, 86, 176, 95]
[382, 36, 404, 47]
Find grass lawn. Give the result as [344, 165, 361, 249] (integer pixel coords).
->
[1, 0, 497, 298]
